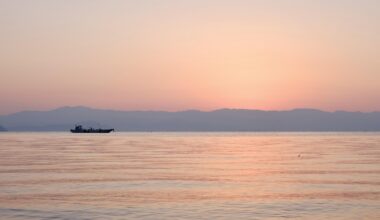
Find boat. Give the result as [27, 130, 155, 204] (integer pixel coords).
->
[70, 125, 114, 133]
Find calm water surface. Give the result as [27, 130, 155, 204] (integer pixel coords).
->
[0, 132, 379, 219]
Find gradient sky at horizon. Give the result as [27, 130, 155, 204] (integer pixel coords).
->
[0, 0, 379, 115]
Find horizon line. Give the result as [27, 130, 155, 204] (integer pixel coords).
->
[1, 105, 380, 116]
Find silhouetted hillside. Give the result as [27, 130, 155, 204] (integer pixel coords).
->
[0, 106, 379, 131]
[0, 125, 6, 131]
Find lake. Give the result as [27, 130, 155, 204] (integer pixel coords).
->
[0, 132, 379, 219]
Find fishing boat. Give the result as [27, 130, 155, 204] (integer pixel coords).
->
[70, 125, 114, 133]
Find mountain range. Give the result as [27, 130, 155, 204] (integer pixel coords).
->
[0, 106, 379, 131]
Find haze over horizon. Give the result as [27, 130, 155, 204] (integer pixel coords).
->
[1, 0, 379, 114]
[2, 105, 380, 116]
[1, 105, 380, 131]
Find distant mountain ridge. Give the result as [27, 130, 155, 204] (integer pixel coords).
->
[0, 106, 379, 131]
[0, 125, 6, 131]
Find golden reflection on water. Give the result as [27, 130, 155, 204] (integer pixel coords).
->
[0, 132, 379, 219]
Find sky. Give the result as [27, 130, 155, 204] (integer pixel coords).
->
[0, 0, 379, 115]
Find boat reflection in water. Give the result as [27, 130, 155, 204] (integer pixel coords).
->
[70, 125, 114, 133]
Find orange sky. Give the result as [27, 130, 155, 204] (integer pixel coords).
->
[0, 1, 379, 114]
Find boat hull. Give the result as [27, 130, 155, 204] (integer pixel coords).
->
[70, 129, 114, 133]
